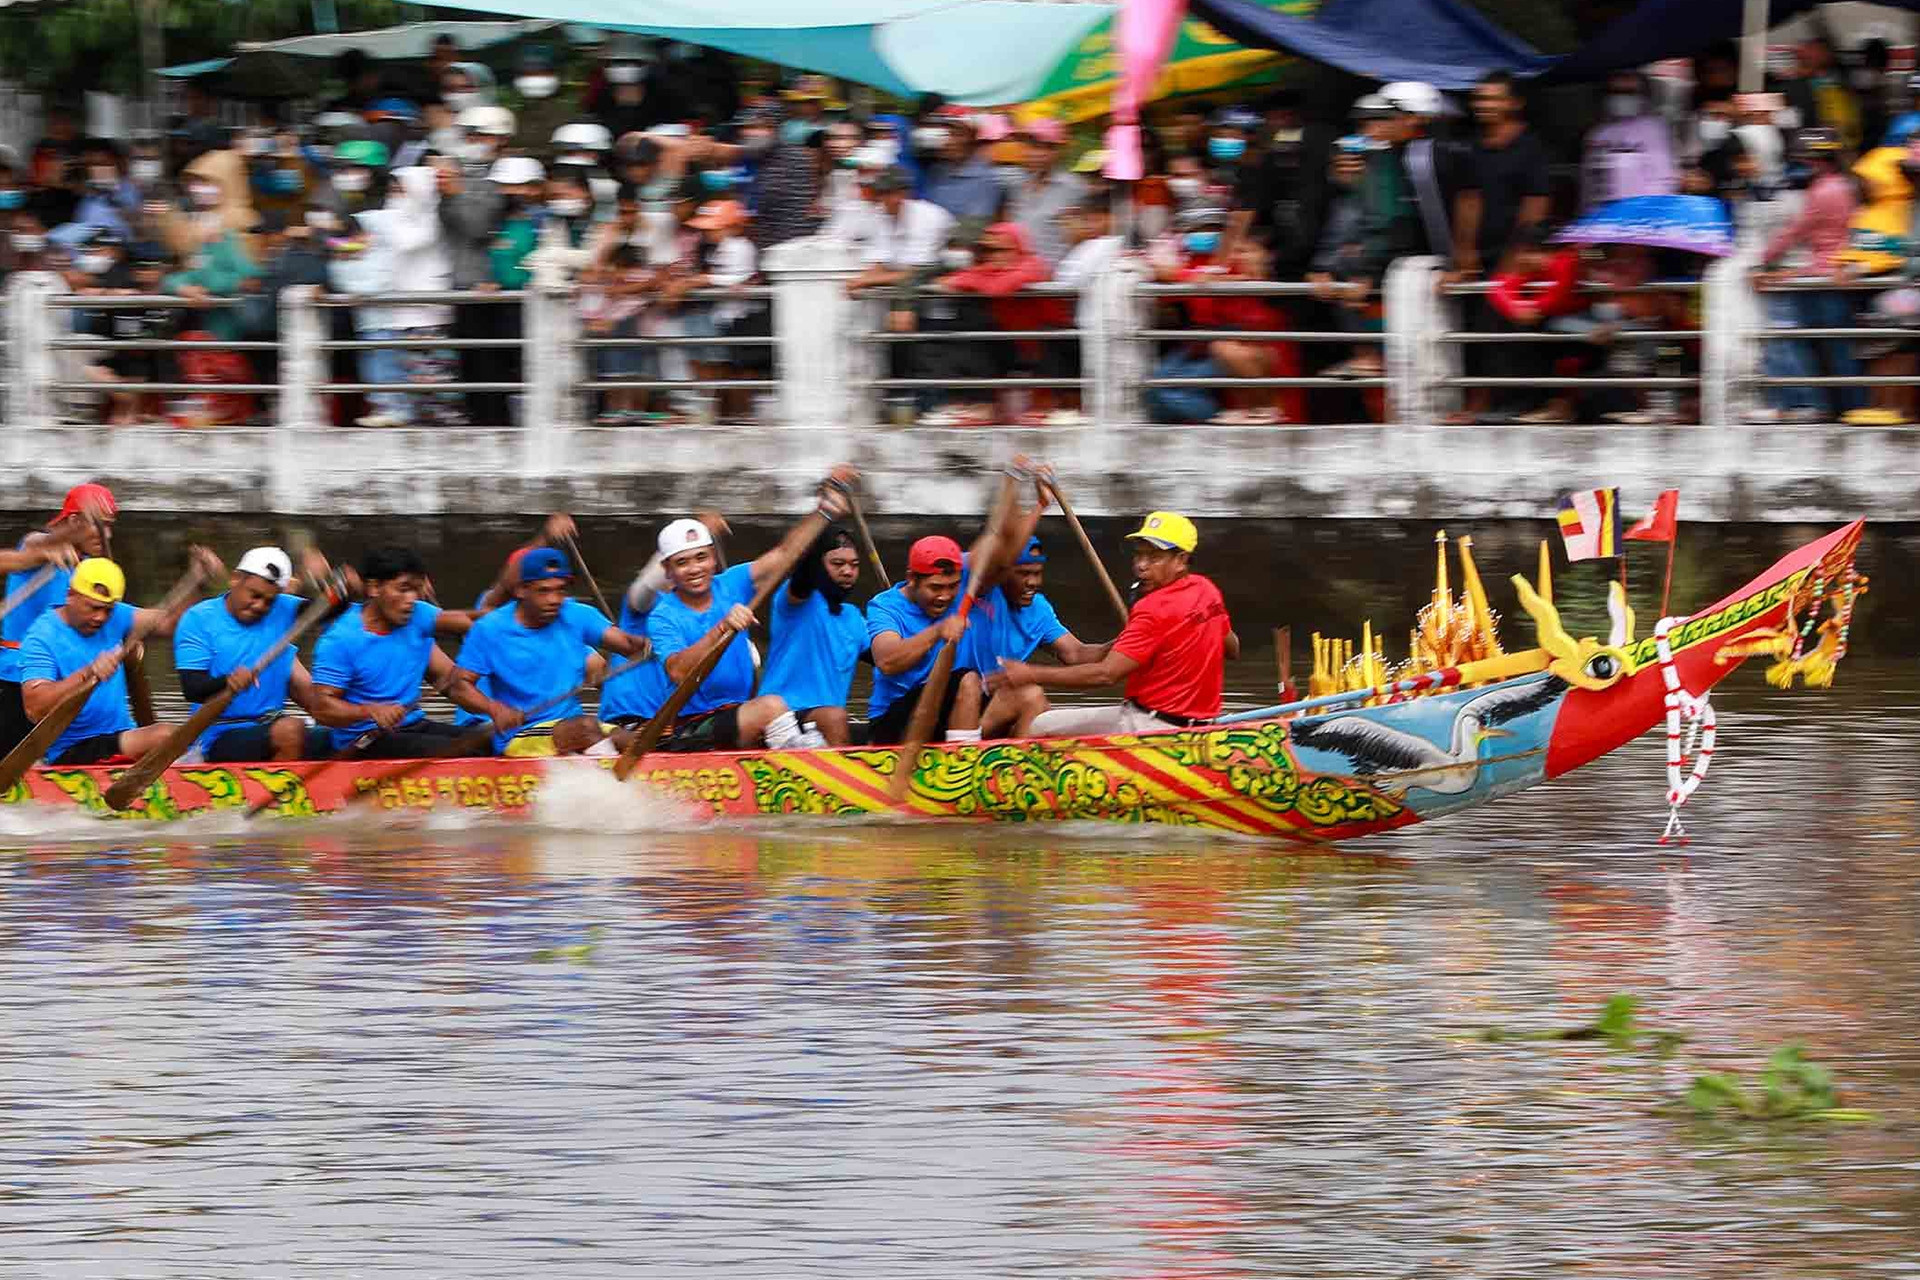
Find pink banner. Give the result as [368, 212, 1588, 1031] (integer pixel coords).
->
[1104, 0, 1189, 180]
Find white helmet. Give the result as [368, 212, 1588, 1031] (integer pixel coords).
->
[551, 121, 613, 152]
[488, 155, 546, 186]
[459, 105, 517, 137]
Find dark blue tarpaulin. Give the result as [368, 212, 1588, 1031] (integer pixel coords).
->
[1537, 0, 1848, 82]
[1186, 0, 1551, 91]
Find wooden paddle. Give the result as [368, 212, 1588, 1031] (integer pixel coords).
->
[0, 562, 209, 793]
[845, 487, 890, 588]
[888, 471, 1019, 802]
[248, 651, 656, 820]
[1045, 479, 1129, 629]
[1273, 625, 1296, 701]
[90, 517, 162, 727]
[562, 533, 618, 620]
[0, 563, 61, 626]
[613, 507, 832, 782]
[104, 575, 352, 811]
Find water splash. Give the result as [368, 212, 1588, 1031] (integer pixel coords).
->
[528, 760, 710, 834]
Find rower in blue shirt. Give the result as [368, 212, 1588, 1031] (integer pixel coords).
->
[606, 467, 856, 753]
[450, 546, 651, 757]
[0, 482, 115, 754]
[968, 535, 1111, 739]
[173, 545, 335, 762]
[760, 525, 868, 746]
[19, 551, 219, 767]
[309, 545, 505, 758]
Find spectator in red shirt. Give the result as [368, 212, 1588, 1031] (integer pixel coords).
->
[990, 511, 1238, 737]
[1484, 224, 1584, 423]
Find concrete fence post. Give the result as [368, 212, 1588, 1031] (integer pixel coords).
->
[273, 285, 327, 511]
[1384, 254, 1444, 426]
[765, 236, 858, 427]
[1701, 251, 1758, 428]
[5, 272, 56, 451]
[1086, 264, 1142, 427]
[522, 281, 575, 476]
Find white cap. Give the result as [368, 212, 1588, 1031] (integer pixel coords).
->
[552, 121, 613, 151]
[1352, 92, 1395, 118]
[235, 546, 295, 590]
[657, 518, 715, 560]
[1380, 81, 1445, 116]
[488, 155, 545, 186]
[459, 105, 517, 137]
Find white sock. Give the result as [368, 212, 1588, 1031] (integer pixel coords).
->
[765, 710, 803, 748]
[943, 728, 982, 744]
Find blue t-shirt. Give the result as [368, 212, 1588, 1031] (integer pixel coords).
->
[960, 586, 1067, 675]
[761, 583, 866, 713]
[639, 563, 758, 719]
[173, 592, 306, 751]
[865, 570, 973, 719]
[598, 599, 658, 722]
[0, 544, 70, 683]
[310, 601, 443, 750]
[455, 598, 611, 751]
[18, 601, 135, 761]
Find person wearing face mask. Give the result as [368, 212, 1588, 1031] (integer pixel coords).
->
[158, 147, 261, 348]
[332, 164, 460, 428]
[320, 138, 390, 223]
[509, 47, 579, 161]
[246, 131, 318, 225]
[436, 107, 513, 425]
[1580, 71, 1678, 209]
[1752, 129, 1863, 424]
[69, 141, 137, 242]
[485, 155, 548, 422]
[1202, 107, 1259, 189]
[780, 75, 840, 147]
[922, 111, 1006, 223]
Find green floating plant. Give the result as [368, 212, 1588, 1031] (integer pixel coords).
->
[1684, 1044, 1872, 1123]
[1474, 994, 1685, 1055]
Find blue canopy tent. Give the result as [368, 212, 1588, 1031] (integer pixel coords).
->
[1541, 0, 1920, 82]
[1184, 0, 1551, 90]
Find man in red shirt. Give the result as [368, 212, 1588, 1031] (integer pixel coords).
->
[988, 511, 1238, 736]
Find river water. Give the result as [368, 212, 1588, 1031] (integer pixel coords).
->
[1, 515, 1916, 1274]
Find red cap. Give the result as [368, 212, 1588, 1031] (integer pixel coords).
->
[907, 535, 964, 576]
[56, 482, 116, 523]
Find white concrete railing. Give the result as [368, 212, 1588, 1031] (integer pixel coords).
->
[8, 240, 1915, 472]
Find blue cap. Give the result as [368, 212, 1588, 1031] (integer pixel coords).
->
[519, 546, 573, 584]
[1016, 536, 1046, 565]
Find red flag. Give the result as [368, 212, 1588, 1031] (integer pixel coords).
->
[1625, 489, 1679, 542]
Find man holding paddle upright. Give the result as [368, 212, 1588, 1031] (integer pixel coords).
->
[611, 469, 859, 754]
[0, 482, 116, 755]
[19, 550, 222, 768]
[989, 511, 1239, 738]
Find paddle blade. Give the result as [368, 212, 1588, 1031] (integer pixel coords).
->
[0, 679, 96, 793]
[104, 694, 233, 810]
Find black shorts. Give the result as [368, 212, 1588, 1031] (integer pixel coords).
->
[356, 718, 480, 759]
[609, 705, 743, 753]
[867, 675, 973, 746]
[49, 732, 128, 767]
[203, 720, 335, 763]
[0, 679, 29, 756]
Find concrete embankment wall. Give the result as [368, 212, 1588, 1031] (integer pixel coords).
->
[1, 422, 1915, 522]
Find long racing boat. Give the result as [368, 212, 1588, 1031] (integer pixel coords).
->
[0, 521, 1865, 841]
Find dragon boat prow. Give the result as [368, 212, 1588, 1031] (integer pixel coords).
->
[1543, 519, 1865, 780]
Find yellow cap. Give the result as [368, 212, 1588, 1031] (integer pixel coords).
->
[1125, 511, 1198, 553]
[70, 557, 125, 605]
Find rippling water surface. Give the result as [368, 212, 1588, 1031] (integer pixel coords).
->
[3, 661, 1916, 1276]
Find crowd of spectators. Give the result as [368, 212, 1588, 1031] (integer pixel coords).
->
[4, 31, 1920, 428]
